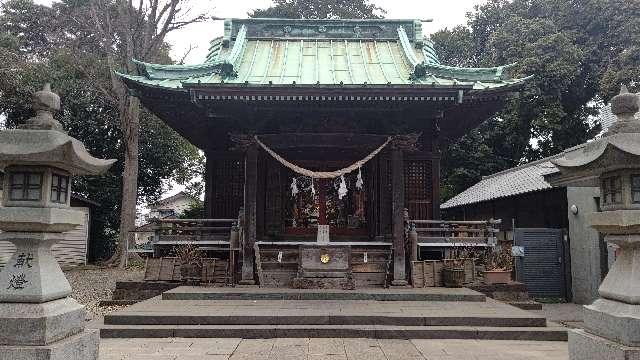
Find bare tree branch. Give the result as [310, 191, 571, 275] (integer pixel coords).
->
[178, 43, 197, 64]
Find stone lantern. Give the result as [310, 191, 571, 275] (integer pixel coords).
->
[546, 86, 640, 359]
[0, 84, 115, 359]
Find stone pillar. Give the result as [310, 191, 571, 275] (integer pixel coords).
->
[0, 84, 115, 360]
[240, 143, 258, 285]
[545, 86, 640, 359]
[391, 147, 408, 286]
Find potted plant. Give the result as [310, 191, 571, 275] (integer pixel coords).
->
[482, 247, 513, 285]
[442, 245, 466, 288]
[174, 243, 203, 285]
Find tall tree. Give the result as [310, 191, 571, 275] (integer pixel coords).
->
[76, 0, 207, 267]
[0, 0, 203, 262]
[434, 0, 640, 201]
[249, 0, 385, 19]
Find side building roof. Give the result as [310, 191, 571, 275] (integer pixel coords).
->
[441, 101, 639, 210]
[440, 156, 561, 209]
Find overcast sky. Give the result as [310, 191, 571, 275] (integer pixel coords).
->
[34, 0, 486, 64]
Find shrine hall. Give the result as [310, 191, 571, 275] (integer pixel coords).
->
[119, 18, 530, 288]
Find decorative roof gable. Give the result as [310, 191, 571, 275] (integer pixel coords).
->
[120, 18, 530, 91]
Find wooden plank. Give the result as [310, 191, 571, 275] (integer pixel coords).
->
[354, 272, 385, 287]
[352, 263, 385, 273]
[261, 271, 296, 287]
[158, 218, 235, 223]
[159, 226, 231, 232]
[159, 257, 175, 281]
[422, 261, 428, 287]
[172, 260, 182, 282]
[158, 235, 230, 242]
[144, 258, 162, 281]
[201, 258, 217, 284]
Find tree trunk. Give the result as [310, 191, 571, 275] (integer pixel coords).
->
[106, 94, 140, 268]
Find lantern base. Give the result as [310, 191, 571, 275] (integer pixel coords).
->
[583, 298, 640, 347]
[570, 329, 640, 360]
[0, 298, 85, 346]
[0, 329, 99, 360]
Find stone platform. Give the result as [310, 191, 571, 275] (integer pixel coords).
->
[162, 286, 486, 301]
[99, 286, 567, 341]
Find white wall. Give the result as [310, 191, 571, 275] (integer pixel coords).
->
[567, 186, 603, 304]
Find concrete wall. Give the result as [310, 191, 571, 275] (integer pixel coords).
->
[567, 186, 603, 304]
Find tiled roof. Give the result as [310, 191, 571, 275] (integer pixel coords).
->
[118, 18, 530, 91]
[440, 157, 561, 209]
[441, 102, 630, 209]
[149, 191, 192, 209]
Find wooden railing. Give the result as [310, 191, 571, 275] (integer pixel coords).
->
[408, 219, 501, 245]
[152, 218, 238, 245]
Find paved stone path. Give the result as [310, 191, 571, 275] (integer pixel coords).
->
[100, 338, 569, 359]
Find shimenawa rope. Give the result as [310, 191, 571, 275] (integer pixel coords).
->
[253, 135, 392, 179]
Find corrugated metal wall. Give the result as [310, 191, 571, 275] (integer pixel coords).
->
[0, 207, 89, 269]
[514, 228, 567, 299]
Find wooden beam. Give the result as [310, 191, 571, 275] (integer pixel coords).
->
[254, 133, 390, 150]
[391, 147, 408, 286]
[240, 143, 258, 285]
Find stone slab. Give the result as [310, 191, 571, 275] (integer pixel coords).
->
[584, 298, 640, 347]
[99, 324, 568, 341]
[99, 338, 570, 360]
[162, 286, 487, 302]
[105, 296, 540, 327]
[0, 207, 84, 233]
[0, 329, 99, 360]
[0, 297, 86, 346]
[569, 329, 640, 360]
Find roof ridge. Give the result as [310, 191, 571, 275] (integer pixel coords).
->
[479, 140, 592, 181]
[479, 154, 561, 180]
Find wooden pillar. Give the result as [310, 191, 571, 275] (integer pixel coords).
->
[431, 155, 441, 220]
[204, 152, 214, 218]
[391, 147, 408, 286]
[240, 144, 258, 285]
[431, 114, 442, 220]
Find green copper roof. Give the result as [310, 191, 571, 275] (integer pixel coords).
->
[119, 18, 530, 91]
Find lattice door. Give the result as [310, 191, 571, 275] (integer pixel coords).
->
[212, 156, 244, 219]
[404, 159, 432, 220]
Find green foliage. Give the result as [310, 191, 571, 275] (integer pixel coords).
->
[179, 200, 205, 219]
[249, 0, 385, 19]
[0, 0, 204, 261]
[436, 0, 640, 202]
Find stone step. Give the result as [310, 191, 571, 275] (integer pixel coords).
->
[99, 323, 568, 341]
[104, 313, 546, 327]
[162, 286, 486, 302]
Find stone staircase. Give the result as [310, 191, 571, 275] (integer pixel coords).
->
[99, 287, 568, 341]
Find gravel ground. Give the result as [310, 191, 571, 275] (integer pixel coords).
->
[64, 266, 144, 321]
